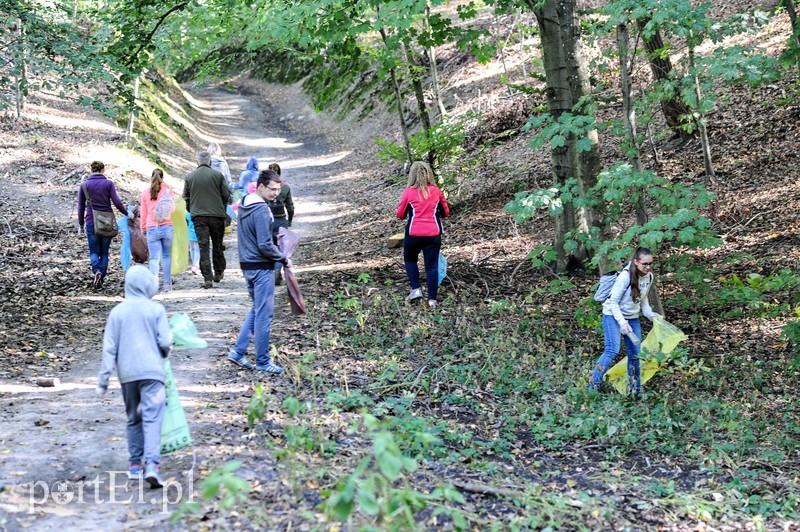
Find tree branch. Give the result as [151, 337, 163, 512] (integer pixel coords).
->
[123, 2, 189, 67]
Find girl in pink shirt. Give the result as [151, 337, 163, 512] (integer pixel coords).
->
[140, 169, 175, 292]
[396, 161, 450, 307]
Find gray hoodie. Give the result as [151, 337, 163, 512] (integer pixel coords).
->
[237, 193, 285, 270]
[97, 265, 172, 387]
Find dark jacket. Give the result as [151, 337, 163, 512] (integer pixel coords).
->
[182, 164, 231, 218]
[269, 183, 294, 223]
[77, 174, 128, 227]
[237, 193, 285, 270]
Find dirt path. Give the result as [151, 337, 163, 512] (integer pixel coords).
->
[0, 81, 352, 530]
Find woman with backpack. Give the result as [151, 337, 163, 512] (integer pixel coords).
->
[396, 161, 450, 308]
[140, 169, 175, 292]
[589, 247, 661, 396]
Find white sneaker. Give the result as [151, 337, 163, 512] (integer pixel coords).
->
[405, 288, 423, 302]
[428, 300, 437, 308]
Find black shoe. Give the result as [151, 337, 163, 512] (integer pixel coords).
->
[213, 272, 224, 283]
[202, 281, 213, 289]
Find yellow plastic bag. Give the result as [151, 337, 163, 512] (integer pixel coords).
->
[606, 317, 688, 395]
[170, 196, 189, 275]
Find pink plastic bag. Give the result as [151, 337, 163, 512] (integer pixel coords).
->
[277, 227, 307, 315]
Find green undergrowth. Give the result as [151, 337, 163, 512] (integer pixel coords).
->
[221, 268, 800, 529]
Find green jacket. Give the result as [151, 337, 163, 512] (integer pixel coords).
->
[182, 164, 231, 218]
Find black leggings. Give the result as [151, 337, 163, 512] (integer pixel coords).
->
[403, 234, 441, 301]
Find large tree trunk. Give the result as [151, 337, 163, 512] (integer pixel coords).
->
[637, 19, 692, 138]
[531, 0, 604, 272]
[380, 29, 413, 167]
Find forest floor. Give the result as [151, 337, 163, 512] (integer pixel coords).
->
[1, 14, 800, 530]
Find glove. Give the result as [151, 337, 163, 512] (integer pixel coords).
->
[620, 323, 633, 336]
[96, 385, 107, 396]
[160, 346, 171, 359]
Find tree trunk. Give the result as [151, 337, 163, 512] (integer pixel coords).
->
[380, 29, 413, 167]
[425, 6, 447, 119]
[617, 23, 648, 229]
[637, 19, 692, 138]
[14, 18, 26, 121]
[784, 0, 800, 67]
[531, 0, 604, 272]
[126, 75, 141, 139]
[687, 41, 715, 183]
[403, 42, 435, 168]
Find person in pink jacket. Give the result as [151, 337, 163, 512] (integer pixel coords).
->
[396, 161, 450, 308]
[140, 169, 175, 292]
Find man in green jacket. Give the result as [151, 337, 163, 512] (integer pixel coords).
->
[183, 150, 232, 289]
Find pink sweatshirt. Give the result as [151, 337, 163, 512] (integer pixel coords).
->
[396, 185, 450, 237]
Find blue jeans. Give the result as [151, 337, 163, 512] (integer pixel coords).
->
[121, 380, 166, 466]
[233, 269, 276, 367]
[146, 225, 174, 289]
[591, 315, 642, 394]
[86, 223, 113, 276]
[403, 234, 441, 301]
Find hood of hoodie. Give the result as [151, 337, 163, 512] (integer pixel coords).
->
[124, 264, 158, 299]
[238, 192, 270, 223]
[246, 157, 259, 172]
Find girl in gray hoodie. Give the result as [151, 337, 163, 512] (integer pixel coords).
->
[97, 265, 172, 488]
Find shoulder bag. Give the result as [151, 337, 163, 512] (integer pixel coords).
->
[82, 182, 118, 237]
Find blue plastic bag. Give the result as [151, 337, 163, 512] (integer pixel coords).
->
[438, 252, 448, 286]
[118, 213, 131, 271]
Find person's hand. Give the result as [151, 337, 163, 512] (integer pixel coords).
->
[651, 313, 663, 321]
[284, 258, 293, 269]
[95, 385, 107, 396]
[77, 225, 85, 236]
[620, 323, 633, 336]
[160, 346, 171, 359]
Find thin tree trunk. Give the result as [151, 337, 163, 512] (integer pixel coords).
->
[637, 19, 692, 138]
[617, 23, 648, 229]
[403, 42, 435, 167]
[784, 0, 800, 67]
[425, 6, 447, 119]
[380, 29, 413, 167]
[73, 0, 78, 21]
[126, 75, 140, 139]
[14, 19, 25, 121]
[687, 41, 715, 183]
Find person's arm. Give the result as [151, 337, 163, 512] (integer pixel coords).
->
[77, 185, 86, 228]
[182, 179, 191, 213]
[285, 187, 294, 225]
[605, 270, 631, 328]
[437, 187, 451, 217]
[640, 273, 656, 319]
[109, 183, 129, 217]
[156, 305, 173, 355]
[97, 312, 119, 390]
[256, 208, 286, 263]
[396, 190, 410, 219]
[220, 176, 232, 205]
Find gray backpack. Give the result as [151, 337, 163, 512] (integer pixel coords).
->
[593, 270, 628, 302]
